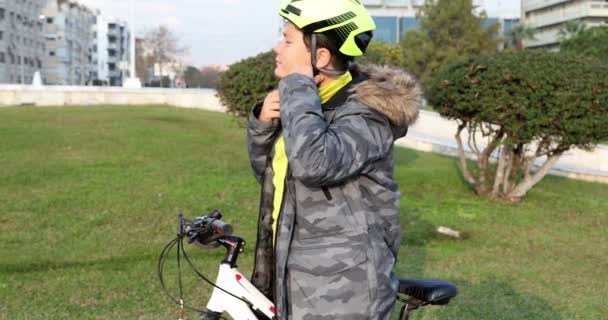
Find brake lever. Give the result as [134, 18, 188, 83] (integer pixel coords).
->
[177, 212, 184, 237]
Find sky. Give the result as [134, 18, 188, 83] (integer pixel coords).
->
[77, 0, 521, 68]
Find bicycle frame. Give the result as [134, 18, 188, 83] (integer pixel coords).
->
[204, 263, 275, 320]
[163, 212, 457, 320]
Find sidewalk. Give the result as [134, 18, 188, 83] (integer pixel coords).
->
[395, 110, 608, 184]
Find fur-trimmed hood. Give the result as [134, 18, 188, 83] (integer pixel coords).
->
[350, 64, 421, 134]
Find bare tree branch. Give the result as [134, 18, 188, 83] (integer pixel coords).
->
[479, 130, 504, 192]
[455, 122, 477, 186]
[470, 124, 481, 157]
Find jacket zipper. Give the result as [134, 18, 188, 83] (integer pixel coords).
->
[321, 187, 333, 201]
[273, 166, 290, 318]
[252, 154, 272, 297]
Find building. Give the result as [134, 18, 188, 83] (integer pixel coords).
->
[152, 61, 185, 87]
[0, 0, 47, 84]
[42, 0, 96, 85]
[360, 0, 424, 43]
[90, 17, 130, 86]
[360, 0, 517, 44]
[521, 0, 608, 49]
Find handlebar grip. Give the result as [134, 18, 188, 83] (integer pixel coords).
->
[208, 218, 233, 236]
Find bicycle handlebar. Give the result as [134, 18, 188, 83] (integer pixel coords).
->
[180, 209, 233, 245]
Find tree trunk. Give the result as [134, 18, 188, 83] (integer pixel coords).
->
[492, 146, 508, 197]
[477, 131, 504, 195]
[506, 153, 563, 200]
[455, 123, 477, 186]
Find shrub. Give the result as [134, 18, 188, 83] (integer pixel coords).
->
[356, 41, 405, 68]
[561, 26, 608, 64]
[216, 51, 278, 117]
[427, 50, 608, 201]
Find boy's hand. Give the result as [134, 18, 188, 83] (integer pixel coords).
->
[259, 90, 280, 122]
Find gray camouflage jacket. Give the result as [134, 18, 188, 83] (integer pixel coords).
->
[247, 65, 421, 320]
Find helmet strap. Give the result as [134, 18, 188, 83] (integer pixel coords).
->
[310, 33, 348, 78]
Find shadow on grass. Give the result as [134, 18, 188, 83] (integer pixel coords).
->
[142, 116, 199, 125]
[0, 253, 158, 274]
[431, 279, 562, 320]
[394, 147, 419, 166]
[397, 206, 439, 277]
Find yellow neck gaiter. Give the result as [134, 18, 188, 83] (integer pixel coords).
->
[318, 71, 353, 104]
[271, 72, 352, 246]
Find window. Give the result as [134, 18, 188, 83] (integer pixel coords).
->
[0, 31, 3, 40]
[0, 8, 5, 20]
[49, 51, 55, 56]
[0, 52, 5, 64]
[46, 17, 53, 24]
[372, 16, 398, 43]
[385, 0, 407, 6]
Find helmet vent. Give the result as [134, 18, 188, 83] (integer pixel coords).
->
[301, 11, 356, 33]
[333, 22, 358, 44]
[285, 4, 302, 16]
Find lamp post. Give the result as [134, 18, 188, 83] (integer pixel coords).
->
[35, 14, 46, 86]
[123, 0, 141, 88]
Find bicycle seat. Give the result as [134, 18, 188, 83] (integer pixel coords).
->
[398, 278, 458, 305]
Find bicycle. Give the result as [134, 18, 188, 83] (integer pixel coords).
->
[158, 210, 458, 320]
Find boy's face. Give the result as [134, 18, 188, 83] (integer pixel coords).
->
[273, 22, 311, 79]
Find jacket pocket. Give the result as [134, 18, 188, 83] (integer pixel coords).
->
[287, 242, 371, 318]
[294, 183, 363, 240]
[288, 242, 367, 276]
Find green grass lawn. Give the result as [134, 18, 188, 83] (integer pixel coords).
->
[1, 105, 606, 320]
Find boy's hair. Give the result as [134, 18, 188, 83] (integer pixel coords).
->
[302, 32, 354, 72]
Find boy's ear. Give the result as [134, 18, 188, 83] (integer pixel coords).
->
[315, 48, 332, 70]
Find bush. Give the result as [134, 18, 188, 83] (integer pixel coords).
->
[216, 51, 278, 117]
[427, 50, 608, 201]
[217, 45, 412, 118]
[356, 41, 405, 67]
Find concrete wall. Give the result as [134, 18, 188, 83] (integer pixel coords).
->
[0, 85, 225, 112]
[0, 85, 605, 184]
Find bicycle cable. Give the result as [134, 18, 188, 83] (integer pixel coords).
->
[158, 235, 253, 319]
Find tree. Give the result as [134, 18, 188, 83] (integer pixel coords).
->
[557, 20, 587, 41]
[427, 51, 608, 201]
[198, 66, 222, 88]
[183, 66, 202, 88]
[561, 26, 608, 64]
[400, 0, 502, 87]
[142, 25, 188, 87]
[505, 23, 536, 50]
[184, 66, 223, 88]
[135, 37, 153, 83]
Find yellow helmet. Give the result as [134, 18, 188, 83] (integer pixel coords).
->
[279, 0, 376, 57]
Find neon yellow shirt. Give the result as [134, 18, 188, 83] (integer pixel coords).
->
[270, 72, 353, 246]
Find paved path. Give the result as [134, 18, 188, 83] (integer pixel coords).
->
[396, 110, 608, 184]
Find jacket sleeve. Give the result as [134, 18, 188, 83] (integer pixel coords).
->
[278, 74, 394, 187]
[247, 102, 279, 184]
